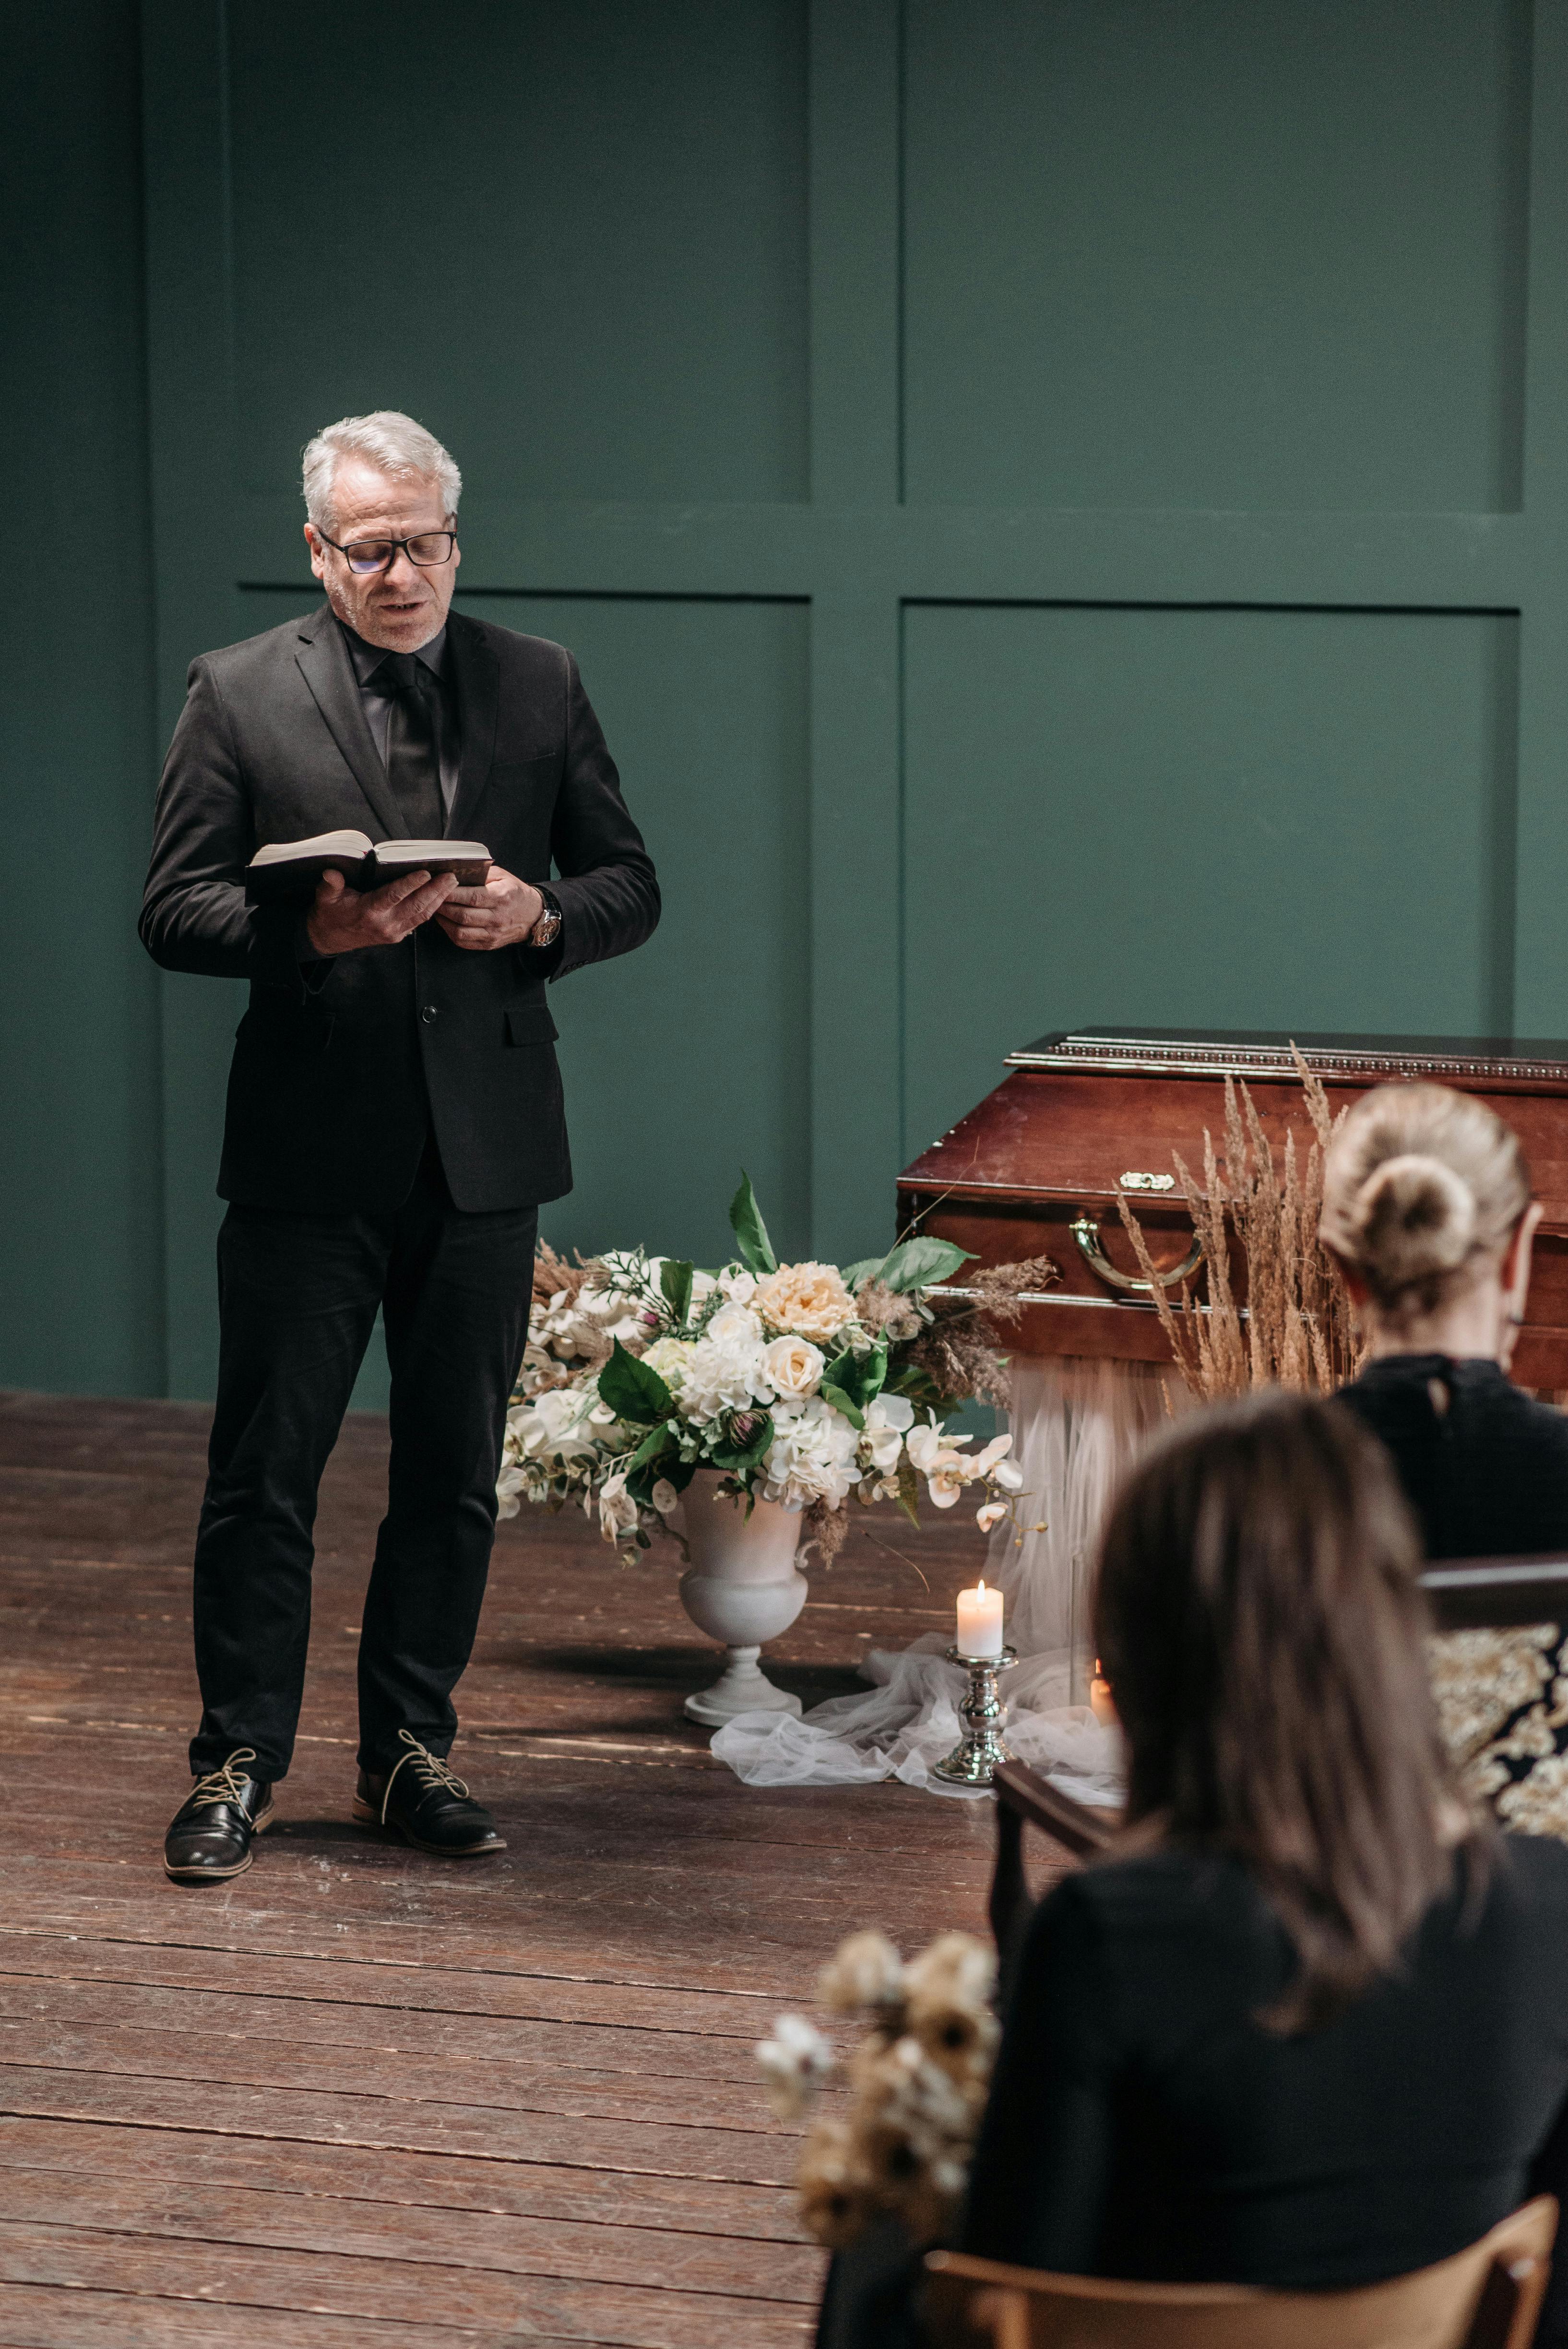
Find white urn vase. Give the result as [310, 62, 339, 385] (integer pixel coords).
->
[678, 1469, 808, 1726]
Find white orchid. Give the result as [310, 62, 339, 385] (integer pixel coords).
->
[905, 1417, 978, 1508]
[974, 1501, 1008, 1533]
[595, 1470, 639, 1545]
[861, 1392, 914, 1474]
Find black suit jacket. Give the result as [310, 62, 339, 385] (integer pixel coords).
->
[140, 604, 659, 1213]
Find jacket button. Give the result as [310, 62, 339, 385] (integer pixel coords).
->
[421, 1004, 438, 1024]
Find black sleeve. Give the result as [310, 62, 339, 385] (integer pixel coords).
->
[542, 652, 660, 981]
[138, 658, 320, 997]
[961, 1876, 1120, 2274]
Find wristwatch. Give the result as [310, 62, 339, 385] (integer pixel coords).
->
[527, 884, 563, 949]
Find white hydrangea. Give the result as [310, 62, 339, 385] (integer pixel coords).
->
[760, 1397, 863, 1512]
[678, 1306, 771, 1423]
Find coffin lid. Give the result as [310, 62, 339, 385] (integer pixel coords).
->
[900, 1027, 1568, 1227]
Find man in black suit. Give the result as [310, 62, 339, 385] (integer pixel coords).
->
[141, 410, 659, 1883]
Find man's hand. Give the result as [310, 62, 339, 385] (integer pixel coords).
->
[306, 867, 459, 956]
[434, 866, 545, 952]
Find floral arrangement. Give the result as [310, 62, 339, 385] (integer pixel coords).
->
[497, 1177, 1058, 1562]
[756, 1929, 998, 2249]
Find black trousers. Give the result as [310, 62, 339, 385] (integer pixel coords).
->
[189, 1136, 537, 1780]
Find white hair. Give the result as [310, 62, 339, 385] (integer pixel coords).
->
[301, 411, 462, 529]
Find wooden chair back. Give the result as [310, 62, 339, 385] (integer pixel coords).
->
[924, 2196, 1557, 2349]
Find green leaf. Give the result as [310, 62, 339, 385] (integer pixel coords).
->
[628, 1422, 677, 1473]
[820, 1383, 866, 1431]
[596, 1339, 674, 1425]
[840, 1254, 889, 1291]
[877, 1235, 978, 1294]
[728, 1172, 778, 1277]
[822, 1342, 887, 1414]
[659, 1258, 694, 1327]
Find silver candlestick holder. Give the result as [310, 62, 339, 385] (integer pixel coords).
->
[934, 1644, 1018, 1786]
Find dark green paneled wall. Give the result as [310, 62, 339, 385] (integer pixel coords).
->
[0, 0, 164, 1395]
[5, 0, 1566, 1402]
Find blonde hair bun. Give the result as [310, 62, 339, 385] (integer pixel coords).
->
[1348, 1153, 1477, 1286]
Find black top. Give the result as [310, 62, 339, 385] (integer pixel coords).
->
[962, 1838, 1568, 2293]
[1337, 1355, 1568, 1560]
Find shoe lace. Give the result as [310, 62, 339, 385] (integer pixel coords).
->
[380, 1729, 469, 1824]
[190, 1749, 259, 1810]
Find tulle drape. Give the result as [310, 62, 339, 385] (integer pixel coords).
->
[712, 1355, 1189, 1801]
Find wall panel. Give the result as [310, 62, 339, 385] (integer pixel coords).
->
[228, 0, 809, 505]
[902, 602, 1520, 1159]
[903, 0, 1532, 512]
[99, 0, 1568, 1399]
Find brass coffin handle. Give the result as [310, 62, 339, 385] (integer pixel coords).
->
[1069, 1212, 1203, 1295]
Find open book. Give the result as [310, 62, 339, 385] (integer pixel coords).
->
[245, 830, 493, 905]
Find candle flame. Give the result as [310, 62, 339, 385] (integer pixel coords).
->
[977, 1578, 985, 1596]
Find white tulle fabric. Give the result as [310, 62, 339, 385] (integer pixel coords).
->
[712, 1355, 1191, 1801]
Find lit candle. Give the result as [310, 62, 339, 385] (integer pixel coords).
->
[1089, 1662, 1117, 1726]
[956, 1577, 1004, 1658]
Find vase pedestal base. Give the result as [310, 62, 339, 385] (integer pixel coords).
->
[684, 1646, 804, 1727]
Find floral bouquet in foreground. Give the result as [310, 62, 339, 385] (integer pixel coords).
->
[497, 1176, 1058, 1562]
[756, 1929, 998, 2249]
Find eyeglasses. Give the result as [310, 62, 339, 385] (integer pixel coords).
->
[315, 529, 458, 575]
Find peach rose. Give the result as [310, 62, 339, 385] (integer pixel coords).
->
[752, 1260, 856, 1343]
[761, 1334, 825, 1400]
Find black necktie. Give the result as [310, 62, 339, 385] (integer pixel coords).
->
[379, 653, 446, 839]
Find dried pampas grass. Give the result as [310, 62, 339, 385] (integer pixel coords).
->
[1118, 1050, 1362, 1403]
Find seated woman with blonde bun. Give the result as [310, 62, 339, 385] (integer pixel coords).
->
[1325, 1082, 1568, 1835]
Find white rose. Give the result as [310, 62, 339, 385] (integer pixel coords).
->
[641, 1335, 693, 1390]
[720, 1267, 759, 1303]
[707, 1302, 763, 1346]
[761, 1335, 824, 1401]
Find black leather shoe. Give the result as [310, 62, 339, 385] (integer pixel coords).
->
[164, 1749, 274, 1884]
[354, 1731, 505, 1857]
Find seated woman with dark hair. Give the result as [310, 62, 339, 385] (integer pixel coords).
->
[962, 1394, 1568, 2332]
[1323, 1082, 1568, 1834]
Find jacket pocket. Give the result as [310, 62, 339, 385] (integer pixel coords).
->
[504, 1002, 559, 1047]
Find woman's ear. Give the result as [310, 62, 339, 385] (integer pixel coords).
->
[1503, 1201, 1544, 1321]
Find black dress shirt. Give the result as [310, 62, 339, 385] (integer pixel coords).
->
[341, 620, 461, 822]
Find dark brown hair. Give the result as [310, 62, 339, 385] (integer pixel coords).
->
[1095, 1390, 1485, 2032]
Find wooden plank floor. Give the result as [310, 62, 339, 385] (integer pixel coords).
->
[0, 1390, 1026, 2348]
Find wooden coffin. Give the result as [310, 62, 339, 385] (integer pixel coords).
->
[896, 1029, 1568, 1387]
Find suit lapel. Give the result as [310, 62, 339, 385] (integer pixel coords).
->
[445, 613, 499, 843]
[294, 607, 404, 839]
